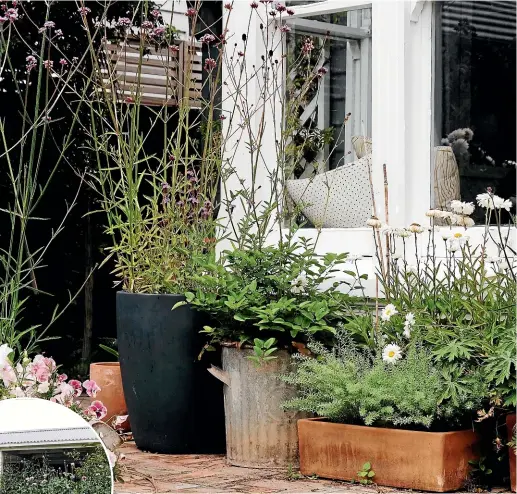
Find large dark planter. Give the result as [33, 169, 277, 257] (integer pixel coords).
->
[116, 292, 225, 454]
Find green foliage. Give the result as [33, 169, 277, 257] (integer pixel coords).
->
[248, 338, 278, 366]
[357, 462, 375, 485]
[282, 334, 486, 429]
[0, 446, 111, 494]
[186, 234, 352, 353]
[99, 343, 119, 360]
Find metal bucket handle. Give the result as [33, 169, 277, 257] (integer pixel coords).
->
[207, 365, 230, 386]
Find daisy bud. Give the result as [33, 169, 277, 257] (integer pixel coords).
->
[409, 223, 424, 234]
[366, 216, 382, 228]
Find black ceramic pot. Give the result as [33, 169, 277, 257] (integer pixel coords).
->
[116, 292, 225, 454]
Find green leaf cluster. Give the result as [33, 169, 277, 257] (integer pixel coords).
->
[282, 334, 486, 429]
[186, 236, 352, 351]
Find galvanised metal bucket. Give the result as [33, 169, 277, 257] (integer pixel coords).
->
[209, 347, 302, 469]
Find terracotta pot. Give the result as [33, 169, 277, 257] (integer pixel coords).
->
[507, 414, 516, 492]
[298, 418, 479, 492]
[90, 362, 128, 424]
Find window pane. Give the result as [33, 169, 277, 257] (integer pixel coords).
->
[286, 8, 371, 177]
[439, 1, 516, 222]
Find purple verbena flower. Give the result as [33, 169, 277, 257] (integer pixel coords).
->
[78, 6, 91, 16]
[286, 8, 295, 15]
[204, 58, 217, 71]
[185, 8, 197, 17]
[43, 20, 55, 29]
[5, 8, 18, 21]
[250, 1, 259, 8]
[151, 26, 165, 37]
[280, 24, 291, 33]
[276, 3, 286, 12]
[141, 20, 153, 29]
[224, 3, 233, 10]
[151, 9, 161, 18]
[302, 38, 314, 55]
[43, 60, 53, 70]
[26, 55, 37, 71]
[317, 66, 328, 77]
[59, 58, 68, 66]
[200, 33, 216, 44]
[117, 17, 132, 27]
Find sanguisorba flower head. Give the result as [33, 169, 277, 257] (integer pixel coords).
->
[382, 344, 402, 364]
[381, 303, 398, 321]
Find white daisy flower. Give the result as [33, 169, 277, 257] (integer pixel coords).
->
[476, 193, 491, 209]
[441, 230, 453, 240]
[403, 325, 411, 339]
[451, 215, 475, 227]
[290, 274, 308, 294]
[381, 304, 398, 321]
[395, 228, 411, 238]
[405, 312, 415, 326]
[425, 209, 442, 218]
[448, 240, 460, 253]
[382, 344, 402, 363]
[450, 200, 475, 216]
[492, 196, 512, 211]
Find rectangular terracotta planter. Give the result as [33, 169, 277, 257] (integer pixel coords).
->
[298, 418, 479, 492]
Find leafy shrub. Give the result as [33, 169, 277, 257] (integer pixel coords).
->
[0, 446, 111, 494]
[282, 334, 486, 430]
[184, 235, 352, 353]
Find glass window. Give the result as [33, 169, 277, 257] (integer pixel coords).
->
[284, 6, 372, 177]
[438, 1, 516, 223]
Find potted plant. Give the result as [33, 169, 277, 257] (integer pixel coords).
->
[81, 4, 227, 454]
[183, 233, 352, 468]
[90, 343, 127, 426]
[284, 337, 485, 492]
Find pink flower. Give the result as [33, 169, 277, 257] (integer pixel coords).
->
[204, 58, 217, 71]
[68, 379, 83, 397]
[58, 373, 67, 383]
[43, 20, 55, 28]
[276, 3, 286, 12]
[0, 364, 16, 387]
[185, 8, 197, 17]
[0, 17, 7, 24]
[151, 9, 161, 18]
[224, 3, 233, 10]
[25, 55, 36, 71]
[250, 1, 259, 8]
[78, 6, 91, 16]
[141, 20, 153, 29]
[87, 400, 107, 420]
[43, 60, 53, 70]
[59, 58, 68, 66]
[238, 51, 244, 57]
[30, 355, 56, 383]
[5, 8, 18, 21]
[117, 17, 132, 27]
[302, 38, 314, 55]
[169, 45, 180, 53]
[280, 24, 291, 33]
[83, 379, 101, 397]
[151, 26, 165, 37]
[317, 66, 328, 77]
[286, 8, 295, 15]
[124, 96, 134, 103]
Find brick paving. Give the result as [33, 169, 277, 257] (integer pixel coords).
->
[114, 442, 389, 493]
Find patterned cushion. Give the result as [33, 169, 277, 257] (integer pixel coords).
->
[286, 154, 373, 228]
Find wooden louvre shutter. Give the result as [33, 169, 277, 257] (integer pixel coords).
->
[101, 39, 202, 107]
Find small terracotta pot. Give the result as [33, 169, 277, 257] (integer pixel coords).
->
[298, 418, 479, 492]
[507, 414, 516, 492]
[90, 362, 128, 424]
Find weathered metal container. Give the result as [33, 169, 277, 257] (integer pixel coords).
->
[208, 347, 302, 469]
